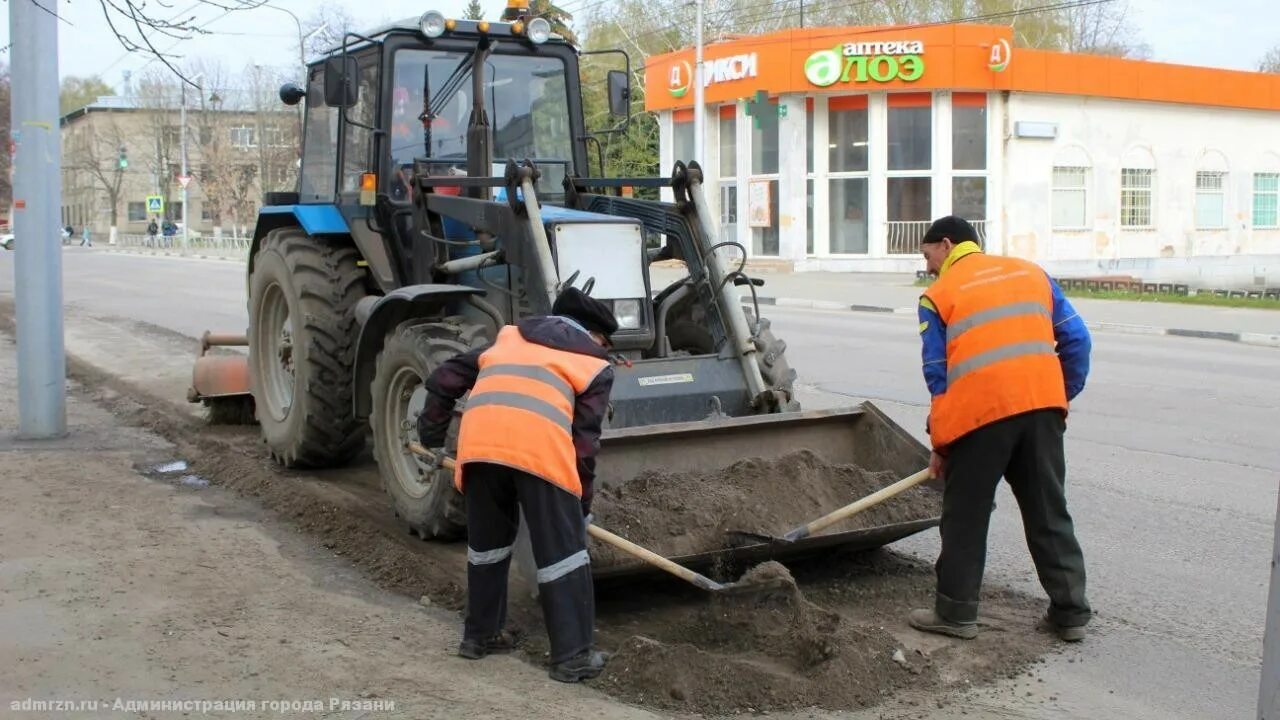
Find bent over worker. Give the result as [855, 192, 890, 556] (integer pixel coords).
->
[908, 216, 1093, 643]
[417, 287, 618, 682]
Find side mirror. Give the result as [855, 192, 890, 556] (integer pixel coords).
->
[279, 82, 306, 106]
[323, 56, 359, 108]
[607, 70, 630, 118]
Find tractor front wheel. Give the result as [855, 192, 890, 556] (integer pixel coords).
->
[370, 319, 489, 541]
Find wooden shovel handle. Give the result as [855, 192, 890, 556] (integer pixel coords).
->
[783, 468, 932, 542]
[586, 525, 725, 592]
[410, 442, 725, 592]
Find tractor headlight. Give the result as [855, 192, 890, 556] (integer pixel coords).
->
[612, 299, 642, 330]
[527, 17, 551, 44]
[420, 10, 447, 38]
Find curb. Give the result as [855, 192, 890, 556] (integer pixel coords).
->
[740, 296, 1280, 348]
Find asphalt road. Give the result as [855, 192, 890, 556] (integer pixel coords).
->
[3, 248, 1278, 719]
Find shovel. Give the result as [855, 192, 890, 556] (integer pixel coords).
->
[782, 468, 933, 542]
[407, 442, 735, 593]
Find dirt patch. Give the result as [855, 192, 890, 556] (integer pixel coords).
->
[0, 302, 1058, 717]
[591, 449, 940, 566]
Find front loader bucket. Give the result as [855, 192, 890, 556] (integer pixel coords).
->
[591, 402, 938, 580]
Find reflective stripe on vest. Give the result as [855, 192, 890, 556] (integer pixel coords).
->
[923, 254, 1067, 449]
[454, 325, 608, 497]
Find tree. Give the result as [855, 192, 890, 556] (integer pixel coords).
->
[303, 2, 366, 57]
[62, 114, 129, 231]
[246, 64, 301, 194]
[1261, 46, 1280, 73]
[464, 0, 485, 21]
[132, 70, 182, 224]
[60, 76, 115, 116]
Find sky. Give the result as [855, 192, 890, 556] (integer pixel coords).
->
[0, 0, 1276, 92]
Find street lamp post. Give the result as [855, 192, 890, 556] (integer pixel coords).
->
[180, 72, 205, 252]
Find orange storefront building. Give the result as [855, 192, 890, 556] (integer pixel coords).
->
[645, 24, 1280, 274]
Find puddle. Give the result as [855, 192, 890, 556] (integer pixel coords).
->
[134, 459, 207, 490]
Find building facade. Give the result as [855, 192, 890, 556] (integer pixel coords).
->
[646, 25, 1280, 272]
[59, 96, 299, 240]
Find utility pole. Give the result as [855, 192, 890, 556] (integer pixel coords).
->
[180, 72, 204, 252]
[693, 0, 705, 164]
[10, 0, 67, 438]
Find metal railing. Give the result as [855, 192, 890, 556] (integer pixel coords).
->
[886, 220, 988, 255]
[112, 233, 251, 256]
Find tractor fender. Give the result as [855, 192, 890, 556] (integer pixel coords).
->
[248, 205, 352, 279]
[352, 284, 487, 419]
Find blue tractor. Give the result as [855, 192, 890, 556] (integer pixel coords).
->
[190, 4, 932, 570]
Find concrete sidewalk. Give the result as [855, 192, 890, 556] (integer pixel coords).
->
[651, 266, 1280, 348]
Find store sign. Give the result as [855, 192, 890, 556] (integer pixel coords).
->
[668, 53, 759, 97]
[989, 38, 1012, 72]
[804, 41, 925, 88]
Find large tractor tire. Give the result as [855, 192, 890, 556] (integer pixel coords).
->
[248, 228, 367, 468]
[370, 319, 489, 541]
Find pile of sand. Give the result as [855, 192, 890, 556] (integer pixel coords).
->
[590, 449, 940, 566]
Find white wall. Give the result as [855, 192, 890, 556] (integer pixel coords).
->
[1003, 93, 1280, 262]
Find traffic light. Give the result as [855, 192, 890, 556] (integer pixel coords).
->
[117, 145, 128, 170]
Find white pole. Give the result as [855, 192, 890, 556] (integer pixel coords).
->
[693, 0, 705, 165]
[10, 0, 67, 438]
[180, 84, 189, 251]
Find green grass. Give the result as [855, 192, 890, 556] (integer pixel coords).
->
[913, 277, 1280, 309]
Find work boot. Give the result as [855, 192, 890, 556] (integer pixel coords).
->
[1038, 616, 1086, 643]
[457, 630, 519, 660]
[908, 608, 979, 640]
[548, 649, 608, 683]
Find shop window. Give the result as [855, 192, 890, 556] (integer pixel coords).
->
[886, 177, 931, 254]
[674, 109, 695, 163]
[830, 177, 869, 254]
[1253, 173, 1280, 228]
[720, 182, 737, 244]
[829, 96, 868, 173]
[806, 178, 815, 255]
[127, 202, 147, 222]
[1120, 168, 1155, 228]
[751, 98, 779, 175]
[1195, 171, 1227, 230]
[718, 107, 736, 177]
[887, 94, 931, 171]
[952, 93, 987, 171]
[952, 177, 986, 222]
[1052, 166, 1089, 229]
[749, 179, 779, 256]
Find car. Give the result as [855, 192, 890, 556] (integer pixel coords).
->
[1, 233, 13, 251]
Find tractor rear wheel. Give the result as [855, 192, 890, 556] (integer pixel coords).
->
[370, 319, 489, 541]
[248, 227, 367, 468]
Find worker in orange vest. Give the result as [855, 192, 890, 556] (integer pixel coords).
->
[417, 287, 618, 682]
[908, 216, 1093, 643]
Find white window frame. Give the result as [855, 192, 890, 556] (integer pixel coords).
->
[1051, 165, 1090, 231]
[1120, 167, 1156, 230]
[826, 98, 872, 257]
[1253, 172, 1280, 229]
[1194, 170, 1227, 230]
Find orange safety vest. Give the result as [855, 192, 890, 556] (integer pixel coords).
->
[923, 253, 1067, 449]
[454, 325, 609, 497]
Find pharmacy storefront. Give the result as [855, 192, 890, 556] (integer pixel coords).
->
[647, 25, 1280, 272]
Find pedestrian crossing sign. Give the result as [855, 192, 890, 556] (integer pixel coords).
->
[146, 195, 164, 213]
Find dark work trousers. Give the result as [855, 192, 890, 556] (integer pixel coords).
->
[935, 408, 1092, 628]
[462, 462, 594, 664]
